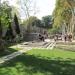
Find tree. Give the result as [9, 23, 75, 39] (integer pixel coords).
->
[14, 14, 20, 34]
[17, 0, 39, 33]
[53, 0, 75, 36]
[0, 18, 2, 38]
[5, 24, 15, 40]
[0, 16, 4, 51]
[1, 1, 12, 28]
[17, 0, 38, 19]
[0, 1, 12, 51]
[33, 19, 42, 27]
[42, 15, 53, 28]
[66, 0, 75, 35]
[23, 16, 42, 32]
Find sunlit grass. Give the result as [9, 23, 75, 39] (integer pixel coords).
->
[0, 48, 75, 75]
[28, 48, 75, 60]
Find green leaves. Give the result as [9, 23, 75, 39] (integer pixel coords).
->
[53, 0, 74, 28]
[0, 2, 12, 28]
[0, 19, 2, 38]
[14, 14, 20, 34]
[42, 15, 52, 28]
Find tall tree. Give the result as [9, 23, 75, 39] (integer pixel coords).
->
[0, 1, 12, 51]
[0, 18, 2, 38]
[23, 16, 42, 32]
[66, 0, 75, 35]
[17, 0, 38, 19]
[14, 14, 20, 34]
[53, 0, 75, 35]
[42, 15, 53, 28]
[17, 0, 39, 33]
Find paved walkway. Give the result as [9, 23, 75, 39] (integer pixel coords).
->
[0, 46, 32, 64]
[0, 41, 56, 64]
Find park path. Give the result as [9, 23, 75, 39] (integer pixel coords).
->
[0, 41, 56, 64]
[0, 45, 32, 64]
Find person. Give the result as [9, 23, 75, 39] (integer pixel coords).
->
[68, 33, 72, 42]
[39, 34, 45, 41]
[54, 34, 58, 41]
[64, 34, 67, 42]
[44, 31, 48, 39]
[54, 35, 57, 41]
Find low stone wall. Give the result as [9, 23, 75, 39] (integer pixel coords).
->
[24, 33, 39, 41]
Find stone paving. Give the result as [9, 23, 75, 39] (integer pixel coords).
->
[0, 46, 32, 64]
[0, 40, 56, 64]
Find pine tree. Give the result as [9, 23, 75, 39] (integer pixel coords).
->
[14, 14, 20, 34]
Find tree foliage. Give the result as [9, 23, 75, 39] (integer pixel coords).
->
[17, 0, 37, 19]
[5, 24, 14, 40]
[0, 18, 2, 38]
[23, 15, 53, 33]
[42, 15, 53, 28]
[0, 1, 13, 41]
[14, 14, 20, 34]
[53, 0, 70, 27]
[23, 16, 42, 32]
[53, 0, 75, 34]
[0, 2, 12, 28]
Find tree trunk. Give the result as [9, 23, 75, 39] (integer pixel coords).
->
[69, 8, 75, 39]
[62, 22, 66, 41]
[0, 39, 5, 52]
[0, 19, 5, 52]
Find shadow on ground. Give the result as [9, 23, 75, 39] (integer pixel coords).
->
[0, 48, 17, 57]
[0, 53, 75, 75]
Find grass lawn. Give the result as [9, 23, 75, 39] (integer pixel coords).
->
[0, 48, 75, 75]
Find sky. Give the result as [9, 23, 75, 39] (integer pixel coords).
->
[36, 0, 56, 19]
[1, 0, 56, 19]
